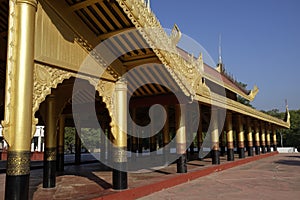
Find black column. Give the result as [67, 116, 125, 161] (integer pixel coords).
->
[177, 154, 187, 173]
[238, 147, 245, 158]
[212, 149, 220, 165]
[5, 151, 30, 200]
[112, 147, 128, 190]
[255, 144, 260, 155]
[43, 147, 56, 188]
[261, 145, 266, 154]
[248, 146, 254, 157]
[56, 146, 64, 172]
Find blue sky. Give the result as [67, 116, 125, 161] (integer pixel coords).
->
[151, 0, 300, 112]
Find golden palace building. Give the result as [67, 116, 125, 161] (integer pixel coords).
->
[0, 0, 290, 199]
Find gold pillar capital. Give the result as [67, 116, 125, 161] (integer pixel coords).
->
[113, 78, 127, 147]
[176, 104, 186, 154]
[16, 0, 38, 8]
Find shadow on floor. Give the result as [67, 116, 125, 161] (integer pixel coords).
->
[275, 160, 300, 166]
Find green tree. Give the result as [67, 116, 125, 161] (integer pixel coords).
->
[262, 109, 300, 148]
[64, 127, 75, 153]
[81, 128, 101, 152]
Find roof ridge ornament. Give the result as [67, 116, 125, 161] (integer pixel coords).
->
[170, 24, 181, 46]
[247, 85, 259, 101]
[216, 33, 224, 73]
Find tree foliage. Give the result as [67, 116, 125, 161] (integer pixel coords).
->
[262, 109, 300, 148]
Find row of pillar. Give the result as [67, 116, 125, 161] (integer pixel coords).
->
[3, 1, 279, 197]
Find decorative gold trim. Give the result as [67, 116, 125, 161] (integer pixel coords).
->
[113, 147, 127, 163]
[45, 147, 56, 161]
[7, 151, 31, 176]
[247, 85, 259, 101]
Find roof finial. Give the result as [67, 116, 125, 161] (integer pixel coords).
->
[216, 33, 224, 73]
[218, 33, 222, 65]
[147, 0, 151, 11]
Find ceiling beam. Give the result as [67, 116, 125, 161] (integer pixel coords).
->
[123, 56, 160, 69]
[97, 27, 136, 41]
[70, 0, 104, 11]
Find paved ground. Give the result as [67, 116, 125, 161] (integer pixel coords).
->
[0, 153, 299, 199]
[139, 153, 300, 200]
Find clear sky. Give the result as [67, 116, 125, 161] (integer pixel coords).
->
[151, 0, 300, 112]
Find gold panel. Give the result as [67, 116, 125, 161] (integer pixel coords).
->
[113, 147, 127, 163]
[7, 151, 31, 176]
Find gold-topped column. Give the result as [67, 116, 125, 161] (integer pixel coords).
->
[56, 115, 65, 172]
[4, 0, 38, 199]
[226, 112, 234, 161]
[163, 105, 170, 164]
[220, 129, 226, 157]
[266, 124, 271, 152]
[112, 78, 128, 190]
[272, 126, 278, 151]
[246, 118, 254, 156]
[211, 108, 220, 165]
[237, 115, 245, 158]
[176, 104, 187, 173]
[254, 121, 261, 155]
[197, 104, 203, 159]
[260, 122, 266, 154]
[43, 95, 57, 188]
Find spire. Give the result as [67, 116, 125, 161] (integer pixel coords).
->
[218, 34, 222, 65]
[216, 33, 224, 73]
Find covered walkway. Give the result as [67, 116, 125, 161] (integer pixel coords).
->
[1, 152, 297, 199]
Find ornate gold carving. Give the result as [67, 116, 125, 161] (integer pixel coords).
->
[7, 151, 31, 176]
[113, 147, 127, 163]
[248, 85, 259, 101]
[116, 0, 197, 98]
[170, 24, 181, 46]
[45, 147, 57, 161]
[2, 0, 38, 147]
[192, 74, 210, 97]
[1, 0, 17, 146]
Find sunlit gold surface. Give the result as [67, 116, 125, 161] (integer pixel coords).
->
[176, 104, 186, 154]
[2, 0, 37, 151]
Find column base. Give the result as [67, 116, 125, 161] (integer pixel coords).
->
[43, 160, 56, 188]
[267, 145, 271, 152]
[189, 143, 195, 155]
[273, 145, 277, 151]
[56, 153, 64, 172]
[75, 153, 81, 165]
[150, 143, 156, 152]
[5, 174, 30, 200]
[112, 163, 128, 190]
[212, 150, 220, 165]
[220, 146, 226, 156]
[177, 154, 187, 173]
[248, 147, 254, 157]
[261, 145, 266, 154]
[255, 146, 260, 155]
[227, 148, 234, 161]
[238, 147, 245, 158]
